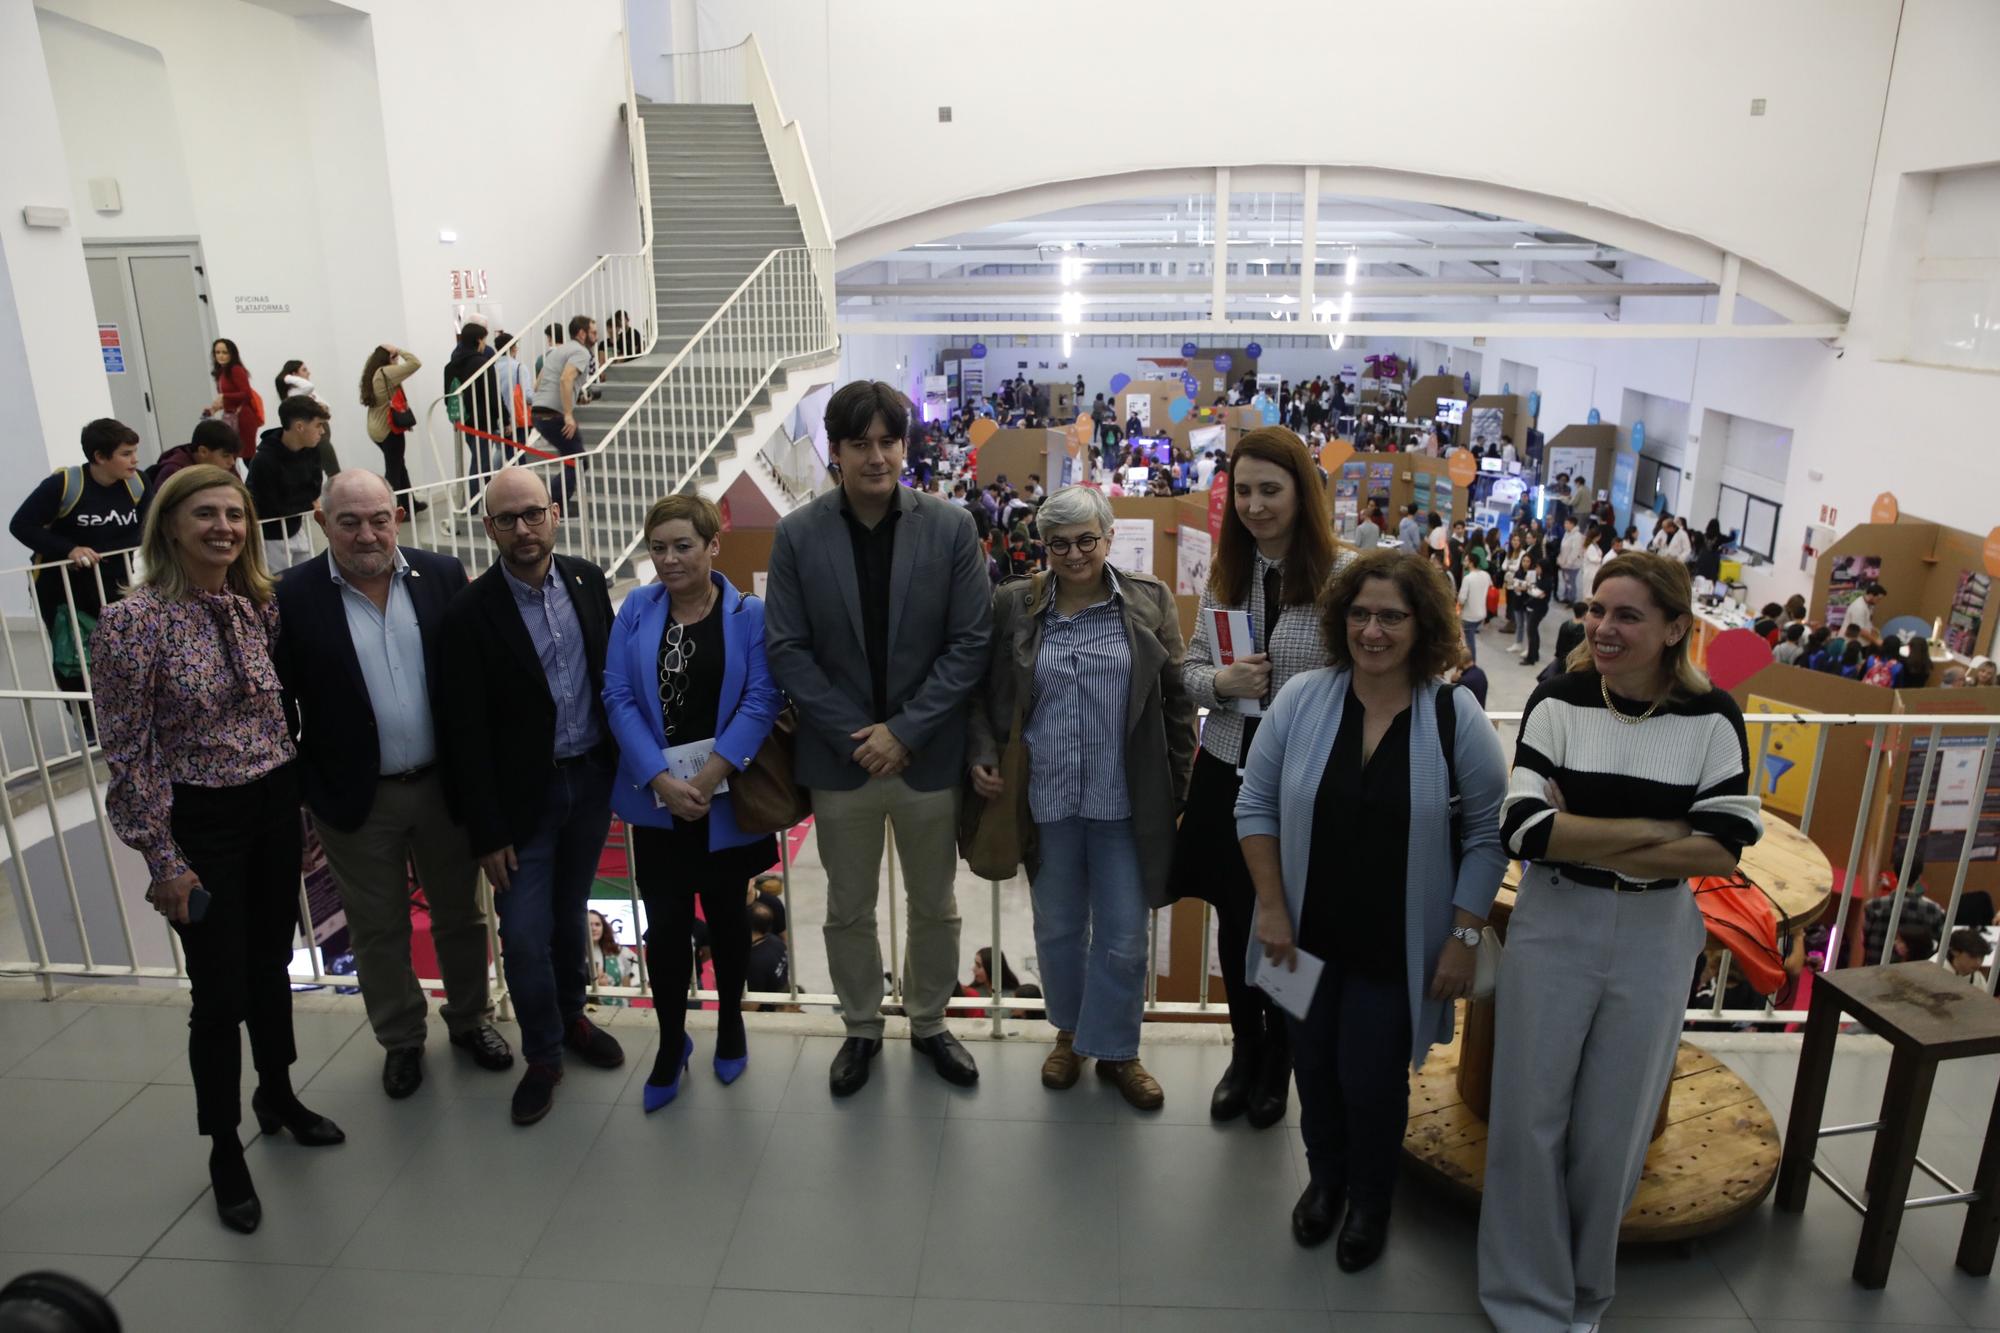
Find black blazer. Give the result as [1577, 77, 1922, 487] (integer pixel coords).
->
[273, 546, 470, 834]
[439, 553, 615, 857]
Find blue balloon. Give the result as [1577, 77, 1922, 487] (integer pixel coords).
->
[1181, 342, 1198, 358]
[970, 342, 987, 359]
[1215, 353, 1233, 373]
[1502, 382, 1512, 395]
[1529, 390, 1542, 419]
[1168, 397, 1191, 423]
[1259, 401, 1279, 426]
[1108, 372, 1131, 395]
[1462, 372, 1474, 395]
[1245, 342, 1263, 359]
[1587, 408, 1601, 425]
[1630, 420, 1646, 453]
[1182, 374, 1199, 399]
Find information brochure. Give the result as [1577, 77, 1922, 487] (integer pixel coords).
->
[1207, 608, 1262, 716]
[654, 738, 729, 807]
[1253, 946, 1325, 1021]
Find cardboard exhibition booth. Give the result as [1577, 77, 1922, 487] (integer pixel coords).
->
[1330, 450, 1474, 542]
[1810, 516, 1997, 661]
[1541, 423, 1619, 500]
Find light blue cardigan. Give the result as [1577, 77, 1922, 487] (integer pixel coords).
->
[1234, 669, 1510, 1071]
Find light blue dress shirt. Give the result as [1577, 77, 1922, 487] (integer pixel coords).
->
[503, 560, 602, 759]
[329, 550, 435, 775]
[1022, 567, 1132, 825]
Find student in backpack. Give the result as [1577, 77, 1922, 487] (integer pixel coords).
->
[7, 418, 148, 719]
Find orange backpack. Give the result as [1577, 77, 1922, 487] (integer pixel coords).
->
[1691, 873, 1787, 995]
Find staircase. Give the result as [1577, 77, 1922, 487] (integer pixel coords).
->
[575, 101, 826, 568]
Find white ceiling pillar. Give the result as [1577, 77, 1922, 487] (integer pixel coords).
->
[1211, 167, 1230, 323]
[1299, 166, 1320, 316]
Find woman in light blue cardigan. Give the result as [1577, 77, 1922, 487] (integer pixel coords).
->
[1235, 550, 1510, 1271]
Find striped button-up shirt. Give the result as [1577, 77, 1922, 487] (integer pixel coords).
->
[1023, 569, 1132, 824]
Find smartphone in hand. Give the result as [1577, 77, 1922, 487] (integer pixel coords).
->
[186, 886, 212, 924]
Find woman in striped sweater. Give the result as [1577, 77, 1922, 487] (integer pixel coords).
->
[1478, 552, 1763, 1333]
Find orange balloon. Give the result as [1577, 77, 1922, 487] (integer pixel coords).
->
[967, 417, 998, 447]
[1985, 526, 2000, 578]
[1871, 492, 1899, 524]
[1319, 439, 1354, 474]
[1446, 448, 1478, 488]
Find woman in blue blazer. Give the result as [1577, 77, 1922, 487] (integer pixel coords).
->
[603, 495, 781, 1111]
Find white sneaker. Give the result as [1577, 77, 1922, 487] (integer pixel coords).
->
[1507, 643, 1524, 654]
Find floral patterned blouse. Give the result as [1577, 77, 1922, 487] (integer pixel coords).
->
[91, 585, 295, 882]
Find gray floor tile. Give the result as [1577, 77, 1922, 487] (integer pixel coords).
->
[498, 1275, 710, 1332]
[1748, 1322, 1967, 1333]
[778, 1036, 952, 1118]
[7, 1003, 189, 1084]
[702, 1287, 912, 1332]
[284, 1266, 510, 1333]
[298, 1017, 531, 1105]
[1112, 1121, 1325, 1309]
[1609, 1244, 1753, 1319]
[332, 1096, 612, 1277]
[0, 1000, 90, 1075]
[1600, 1320, 1759, 1332]
[716, 1110, 944, 1296]
[0, 1083, 208, 1256]
[106, 1257, 320, 1333]
[153, 1009, 365, 1093]
[1876, 1201, 2000, 1328]
[149, 1091, 430, 1266]
[1103, 1041, 1235, 1126]
[0, 1078, 143, 1208]
[1703, 1185, 1966, 1325]
[0, 1250, 136, 1292]
[1121, 1308, 1333, 1332]
[911, 1296, 1111, 1332]
[521, 1107, 775, 1287]
[917, 1119, 1120, 1305]
[940, 1037, 1121, 1124]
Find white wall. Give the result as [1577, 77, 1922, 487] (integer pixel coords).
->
[706, 0, 1898, 310]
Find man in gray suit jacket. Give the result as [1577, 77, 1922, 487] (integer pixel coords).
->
[764, 381, 993, 1096]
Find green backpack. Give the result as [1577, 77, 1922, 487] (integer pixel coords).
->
[51, 606, 97, 679]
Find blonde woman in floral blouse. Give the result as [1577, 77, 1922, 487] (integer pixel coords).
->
[93, 464, 345, 1237]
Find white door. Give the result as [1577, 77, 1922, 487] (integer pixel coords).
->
[82, 242, 217, 462]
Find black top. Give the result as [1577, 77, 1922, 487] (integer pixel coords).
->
[746, 933, 789, 995]
[9, 469, 145, 617]
[1299, 684, 1412, 983]
[248, 430, 326, 539]
[840, 494, 901, 722]
[1552, 617, 1586, 667]
[753, 889, 788, 936]
[659, 591, 725, 744]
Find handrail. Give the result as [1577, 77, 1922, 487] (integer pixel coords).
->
[743, 34, 834, 258]
[420, 25, 658, 488]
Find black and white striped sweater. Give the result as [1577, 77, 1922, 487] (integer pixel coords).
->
[1500, 670, 1764, 885]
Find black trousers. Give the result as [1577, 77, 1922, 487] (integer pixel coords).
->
[1287, 960, 1412, 1209]
[168, 765, 303, 1137]
[632, 823, 768, 1059]
[375, 431, 414, 496]
[1171, 749, 1288, 1061]
[1520, 598, 1550, 664]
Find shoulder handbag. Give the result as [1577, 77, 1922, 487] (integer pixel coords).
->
[730, 705, 811, 836]
[960, 576, 1040, 880]
[1438, 683, 1506, 1000]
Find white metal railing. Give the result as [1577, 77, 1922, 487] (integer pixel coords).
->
[741, 34, 835, 262]
[657, 44, 747, 105]
[421, 22, 658, 489]
[6, 676, 1997, 1035]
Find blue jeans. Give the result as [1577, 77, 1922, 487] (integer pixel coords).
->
[1462, 620, 1481, 664]
[1030, 817, 1150, 1061]
[532, 414, 583, 510]
[494, 757, 613, 1067]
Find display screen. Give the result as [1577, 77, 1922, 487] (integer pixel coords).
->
[1435, 398, 1467, 425]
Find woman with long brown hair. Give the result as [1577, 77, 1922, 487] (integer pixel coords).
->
[1174, 426, 1350, 1128]
[358, 343, 423, 502]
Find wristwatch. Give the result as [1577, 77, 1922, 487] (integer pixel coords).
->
[1449, 925, 1484, 949]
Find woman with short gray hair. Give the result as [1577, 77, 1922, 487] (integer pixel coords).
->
[967, 484, 1195, 1107]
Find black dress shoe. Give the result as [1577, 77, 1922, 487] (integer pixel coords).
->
[511, 1062, 563, 1126]
[252, 1089, 346, 1146]
[1210, 1052, 1257, 1122]
[1292, 1181, 1343, 1248]
[564, 1017, 625, 1069]
[382, 1045, 424, 1099]
[829, 1036, 882, 1096]
[911, 1031, 979, 1086]
[209, 1141, 261, 1235]
[1245, 1047, 1291, 1129]
[451, 1024, 515, 1071]
[1335, 1204, 1390, 1272]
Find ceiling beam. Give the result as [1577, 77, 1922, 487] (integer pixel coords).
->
[834, 317, 1847, 342]
[835, 279, 1715, 299]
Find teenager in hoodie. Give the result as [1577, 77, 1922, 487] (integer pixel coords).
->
[248, 396, 331, 557]
[152, 419, 241, 488]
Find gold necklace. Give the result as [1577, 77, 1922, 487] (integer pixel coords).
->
[1601, 672, 1664, 724]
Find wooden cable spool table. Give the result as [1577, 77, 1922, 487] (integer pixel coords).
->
[1403, 819, 1833, 1242]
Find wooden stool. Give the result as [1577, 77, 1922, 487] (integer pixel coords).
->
[1775, 962, 2000, 1289]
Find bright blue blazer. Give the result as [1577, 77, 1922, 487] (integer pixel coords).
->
[602, 572, 780, 847]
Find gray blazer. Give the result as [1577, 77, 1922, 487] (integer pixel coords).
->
[966, 568, 1197, 907]
[764, 484, 992, 793]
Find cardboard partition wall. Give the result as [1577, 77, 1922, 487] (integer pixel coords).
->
[1541, 423, 1618, 498]
[1871, 687, 2000, 925]
[973, 428, 1066, 489]
[1731, 662, 1892, 875]
[1465, 394, 1528, 453]
[1107, 493, 1209, 644]
[1813, 517, 1998, 660]
[1187, 348, 1259, 401]
[710, 527, 779, 603]
[1388, 453, 1472, 529]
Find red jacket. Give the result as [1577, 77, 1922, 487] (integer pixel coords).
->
[213, 364, 262, 460]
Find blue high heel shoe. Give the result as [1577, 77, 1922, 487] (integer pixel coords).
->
[713, 1049, 749, 1085]
[642, 1035, 694, 1113]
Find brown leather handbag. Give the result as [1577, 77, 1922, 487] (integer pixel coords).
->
[731, 706, 811, 835]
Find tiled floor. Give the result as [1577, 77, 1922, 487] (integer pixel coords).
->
[3, 993, 2000, 1331]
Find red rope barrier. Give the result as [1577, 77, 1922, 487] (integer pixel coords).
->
[452, 419, 575, 466]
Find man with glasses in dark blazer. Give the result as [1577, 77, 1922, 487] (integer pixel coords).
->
[764, 381, 993, 1096]
[440, 466, 624, 1125]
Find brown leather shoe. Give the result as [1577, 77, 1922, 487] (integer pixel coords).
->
[1096, 1056, 1164, 1110]
[1041, 1032, 1084, 1089]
